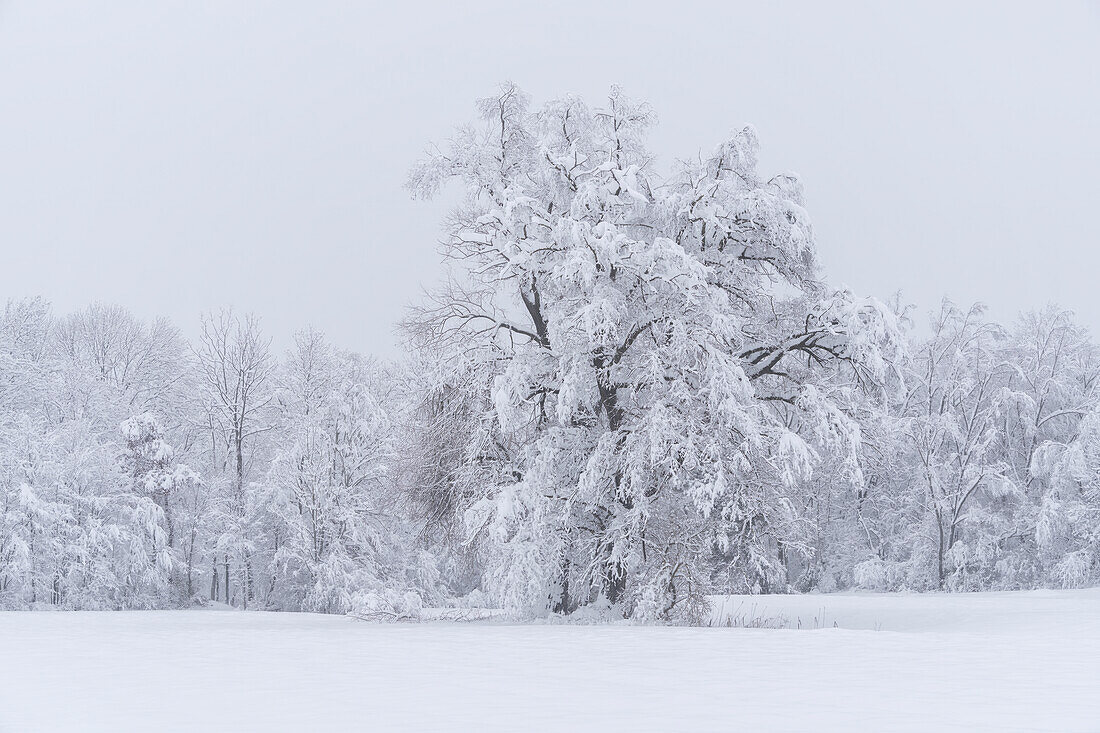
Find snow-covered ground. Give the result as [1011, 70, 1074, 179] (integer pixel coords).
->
[1, 589, 1098, 733]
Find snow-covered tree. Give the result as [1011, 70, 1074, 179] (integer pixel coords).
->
[893, 301, 1017, 590]
[266, 330, 437, 614]
[193, 309, 276, 608]
[851, 303, 1100, 592]
[408, 84, 904, 619]
[120, 413, 203, 601]
[1034, 408, 1100, 587]
[53, 303, 187, 421]
[0, 300, 178, 609]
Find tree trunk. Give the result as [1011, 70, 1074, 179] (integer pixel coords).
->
[604, 562, 627, 605]
[936, 517, 946, 590]
[186, 528, 196, 599]
[594, 360, 631, 610]
[552, 557, 572, 614]
[243, 552, 252, 610]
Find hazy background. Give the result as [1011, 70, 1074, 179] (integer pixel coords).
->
[1, 1, 1097, 356]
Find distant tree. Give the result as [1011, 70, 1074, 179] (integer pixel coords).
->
[897, 301, 1017, 589]
[1035, 408, 1100, 587]
[266, 329, 436, 614]
[392, 348, 490, 594]
[120, 413, 203, 601]
[194, 309, 275, 608]
[53, 303, 188, 427]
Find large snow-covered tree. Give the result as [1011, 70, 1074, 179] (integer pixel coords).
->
[408, 84, 904, 619]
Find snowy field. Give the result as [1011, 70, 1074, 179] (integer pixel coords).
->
[1, 590, 1098, 733]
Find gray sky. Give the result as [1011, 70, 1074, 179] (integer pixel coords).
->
[1, 1, 1098, 356]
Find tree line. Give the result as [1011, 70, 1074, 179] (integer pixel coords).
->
[2, 86, 1098, 621]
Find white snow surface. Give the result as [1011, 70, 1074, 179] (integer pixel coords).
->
[2, 589, 1098, 732]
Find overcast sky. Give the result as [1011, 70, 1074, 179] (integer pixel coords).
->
[1, 1, 1098, 356]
